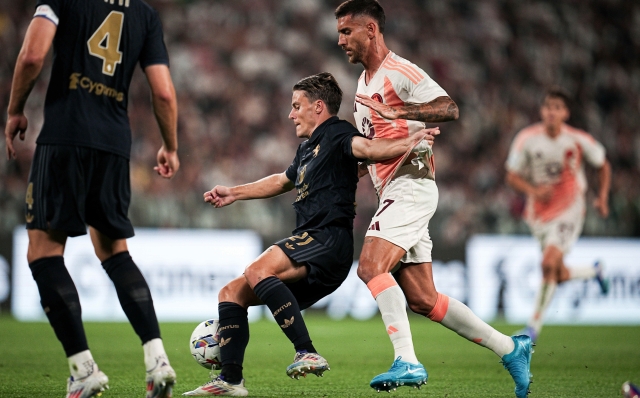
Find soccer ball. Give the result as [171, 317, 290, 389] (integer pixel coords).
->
[623, 381, 640, 398]
[189, 319, 221, 370]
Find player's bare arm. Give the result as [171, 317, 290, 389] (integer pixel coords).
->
[351, 127, 438, 160]
[593, 159, 611, 217]
[506, 171, 552, 202]
[204, 173, 294, 208]
[5, 17, 56, 160]
[145, 64, 179, 178]
[355, 94, 459, 123]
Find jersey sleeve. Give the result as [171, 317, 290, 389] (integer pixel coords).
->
[285, 146, 302, 183]
[139, 10, 170, 69]
[576, 133, 606, 168]
[35, 0, 61, 25]
[335, 121, 366, 161]
[505, 132, 530, 175]
[406, 63, 449, 104]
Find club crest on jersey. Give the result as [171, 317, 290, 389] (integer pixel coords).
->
[371, 93, 383, 103]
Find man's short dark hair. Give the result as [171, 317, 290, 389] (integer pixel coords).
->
[335, 0, 386, 34]
[544, 87, 571, 109]
[293, 72, 343, 116]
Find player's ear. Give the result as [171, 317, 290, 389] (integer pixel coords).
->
[366, 21, 376, 38]
[315, 100, 324, 114]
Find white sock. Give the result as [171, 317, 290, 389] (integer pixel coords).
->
[367, 274, 419, 364]
[431, 294, 514, 358]
[569, 265, 597, 280]
[68, 350, 95, 379]
[143, 338, 169, 371]
[529, 281, 557, 335]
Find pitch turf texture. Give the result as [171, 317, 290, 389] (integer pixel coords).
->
[0, 314, 638, 397]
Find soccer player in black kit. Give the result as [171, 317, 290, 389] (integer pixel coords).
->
[184, 72, 438, 396]
[4, 1, 179, 397]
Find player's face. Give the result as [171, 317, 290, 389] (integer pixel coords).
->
[289, 90, 319, 139]
[337, 15, 369, 64]
[540, 96, 569, 130]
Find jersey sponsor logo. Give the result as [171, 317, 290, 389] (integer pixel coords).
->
[295, 183, 309, 202]
[361, 117, 375, 139]
[69, 73, 125, 102]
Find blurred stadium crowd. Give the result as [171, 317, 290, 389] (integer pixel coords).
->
[1, 0, 639, 259]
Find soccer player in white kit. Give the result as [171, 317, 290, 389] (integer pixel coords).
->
[506, 88, 611, 343]
[335, 1, 533, 397]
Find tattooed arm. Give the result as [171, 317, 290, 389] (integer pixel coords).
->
[355, 94, 459, 123]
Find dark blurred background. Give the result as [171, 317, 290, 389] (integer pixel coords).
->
[1, 0, 639, 312]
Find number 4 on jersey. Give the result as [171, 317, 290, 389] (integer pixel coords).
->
[87, 11, 124, 76]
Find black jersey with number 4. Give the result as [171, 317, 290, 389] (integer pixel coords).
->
[34, 0, 169, 159]
[285, 116, 364, 234]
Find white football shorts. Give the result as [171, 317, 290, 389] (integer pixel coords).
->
[365, 178, 438, 264]
[527, 197, 585, 254]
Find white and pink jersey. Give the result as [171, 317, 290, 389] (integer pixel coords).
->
[353, 51, 448, 195]
[506, 122, 606, 223]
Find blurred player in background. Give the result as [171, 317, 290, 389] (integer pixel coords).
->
[184, 72, 436, 396]
[4, 0, 179, 397]
[336, 1, 534, 397]
[505, 88, 611, 343]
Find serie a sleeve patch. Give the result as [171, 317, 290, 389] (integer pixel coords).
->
[34, 4, 59, 26]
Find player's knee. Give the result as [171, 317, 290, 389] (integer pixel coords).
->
[407, 292, 437, 316]
[218, 283, 235, 303]
[356, 264, 376, 284]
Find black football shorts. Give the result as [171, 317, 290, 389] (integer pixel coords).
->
[25, 144, 134, 239]
[275, 225, 354, 310]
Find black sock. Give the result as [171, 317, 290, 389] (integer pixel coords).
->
[29, 256, 88, 357]
[253, 276, 316, 353]
[101, 251, 160, 343]
[218, 302, 249, 384]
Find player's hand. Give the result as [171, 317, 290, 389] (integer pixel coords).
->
[412, 127, 439, 152]
[593, 196, 609, 218]
[355, 93, 400, 120]
[204, 185, 236, 208]
[532, 185, 553, 202]
[5, 113, 28, 160]
[154, 146, 179, 179]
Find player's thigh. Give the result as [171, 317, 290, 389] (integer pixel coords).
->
[532, 199, 585, 255]
[85, 150, 134, 241]
[394, 262, 438, 314]
[25, 145, 88, 237]
[244, 245, 308, 288]
[277, 226, 354, 309]
[361, 178, 438, 279]
[219, 276, 262, 308]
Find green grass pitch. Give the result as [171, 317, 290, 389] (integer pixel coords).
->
[0, 313, 638, 397]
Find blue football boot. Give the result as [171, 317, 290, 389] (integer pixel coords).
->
[501, 335, 534, 398]
[370, 357, 428, 392]
[512, 325, 538, 344]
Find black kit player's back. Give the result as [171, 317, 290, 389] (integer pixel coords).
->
[34, 0, 169, 159]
